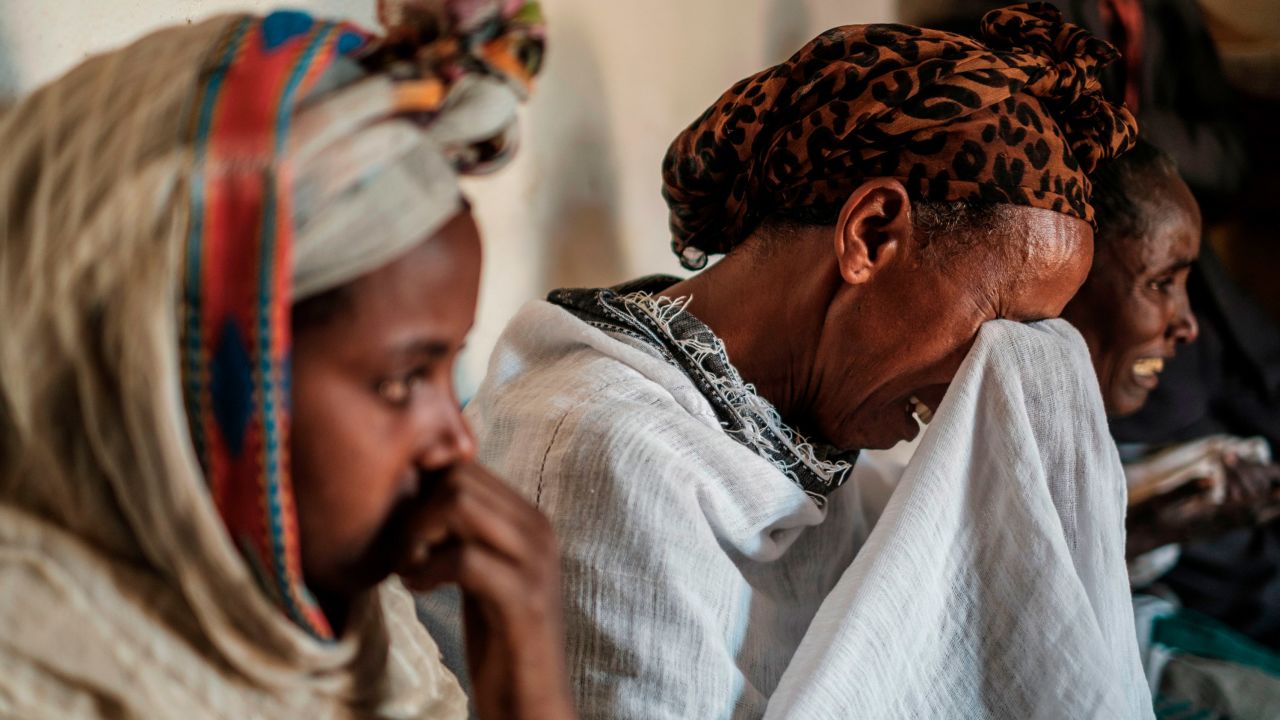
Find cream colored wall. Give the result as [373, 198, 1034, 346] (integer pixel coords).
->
[0, 0, 897, 392]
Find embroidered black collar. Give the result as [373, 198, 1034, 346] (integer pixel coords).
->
[549, 276, 856, 504]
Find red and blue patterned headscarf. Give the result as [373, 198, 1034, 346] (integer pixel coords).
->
[181, 3, 543, 639]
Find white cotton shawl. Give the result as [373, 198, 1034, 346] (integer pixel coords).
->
[420, 299, 1151, 719]
[764, 319, 1154, 719]
[419, 299, 866, 718]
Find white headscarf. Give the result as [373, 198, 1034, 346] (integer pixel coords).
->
[290, 68, 519, 300]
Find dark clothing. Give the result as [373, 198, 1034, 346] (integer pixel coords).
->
[1073, 0, 1280, 650]
[1075, 0, 1280, 652]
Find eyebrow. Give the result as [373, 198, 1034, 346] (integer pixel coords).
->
[386, 338, 454, 362]
[1159, 257, 1196, 274]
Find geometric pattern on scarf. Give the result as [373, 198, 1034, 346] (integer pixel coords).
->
[181, 11, 367, 639]
[181, 2, 546, 640]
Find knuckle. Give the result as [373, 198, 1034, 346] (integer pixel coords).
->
[455, 547, 483, 587]
[529, 511, 555, 544]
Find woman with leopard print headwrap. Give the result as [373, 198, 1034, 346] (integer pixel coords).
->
[417, 3, 1152, 718]
[637, 0, 1136, 458]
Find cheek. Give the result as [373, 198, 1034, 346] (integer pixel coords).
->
[881, 294, 982, 383]
[1116, 296, 1170, 351]
[290, 373, 416, 589]
[826, 300, 978, 447]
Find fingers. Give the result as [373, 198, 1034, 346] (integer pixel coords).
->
[398, 541, 463, 593]
[400, 535, 559, 629]
[1226, 463, 1280, 506]
[391, 465, 573, 720]
[400, 541, 520, 597]
[399, 483, 528, 571]
[398, 463, 556, 572]
[396, 462, 559, 604]
[450, 462, 553, 540]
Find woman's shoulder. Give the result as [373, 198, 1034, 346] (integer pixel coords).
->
[469, 299, 724, 440]
[0, 505, 269, 717]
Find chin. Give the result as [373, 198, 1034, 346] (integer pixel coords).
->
[1106, 389, 1150, 419]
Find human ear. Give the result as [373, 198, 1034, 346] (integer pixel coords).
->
[833, 178, 912, 285]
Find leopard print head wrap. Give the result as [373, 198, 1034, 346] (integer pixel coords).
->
[662, 2, 1138, 269]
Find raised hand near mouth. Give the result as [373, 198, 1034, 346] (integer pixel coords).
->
[398, 462, 576, 720]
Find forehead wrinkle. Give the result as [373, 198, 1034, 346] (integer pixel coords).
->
[977, 206, 1039, 298]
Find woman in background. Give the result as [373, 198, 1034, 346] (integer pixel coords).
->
[1061, 138, 1201, 422]
[1061, 138, 1280, 556]
[1063, 138, 1280, 719]
[0, 4, 572, 719]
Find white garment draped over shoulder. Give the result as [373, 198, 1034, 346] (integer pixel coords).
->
[767, 317, 1153, 719]
[418, 299, 1152, 719]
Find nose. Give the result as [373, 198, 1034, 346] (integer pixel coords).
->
[451, 413, 477, 463]
[1168, 294, 1199, 346]
[416, 404, 477, 471]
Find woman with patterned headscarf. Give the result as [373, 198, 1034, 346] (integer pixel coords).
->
[0, 3, 573, 718]
[419, 3, 1154, 717]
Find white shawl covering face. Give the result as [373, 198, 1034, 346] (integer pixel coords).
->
[420, 295, 1152, 718]
[764, 318, 1153, 719]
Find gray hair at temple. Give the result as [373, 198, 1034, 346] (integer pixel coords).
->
[1088, 137, 1182, 249]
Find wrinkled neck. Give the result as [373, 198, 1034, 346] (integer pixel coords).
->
[659, 238, 838, 426]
